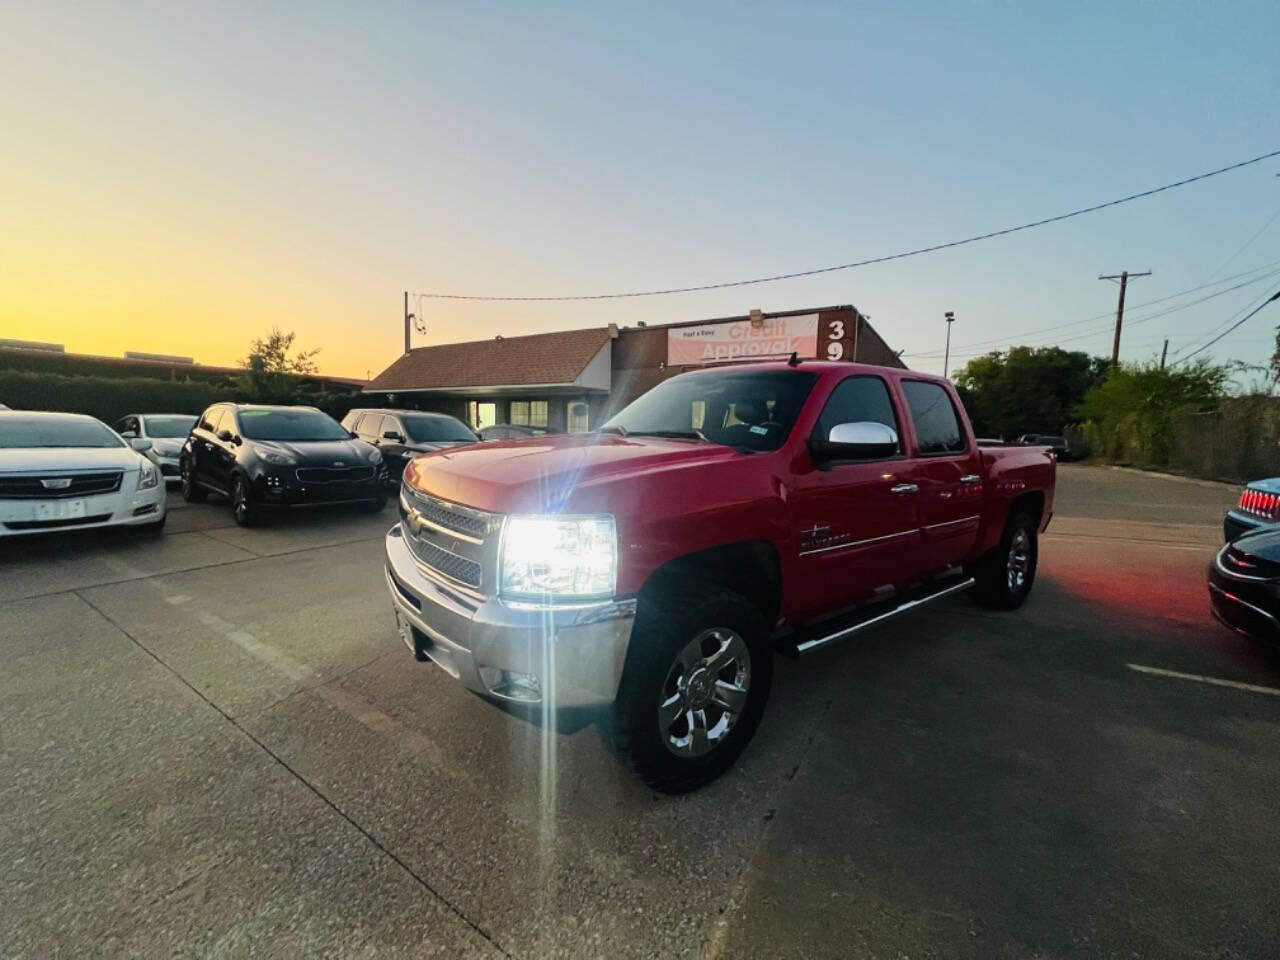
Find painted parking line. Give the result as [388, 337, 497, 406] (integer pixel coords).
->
[1126, 663, 1280, 697]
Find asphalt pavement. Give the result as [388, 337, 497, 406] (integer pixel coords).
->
[2, 466, 1278, 958]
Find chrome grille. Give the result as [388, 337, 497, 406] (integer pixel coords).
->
[399, 487, 499, 594]
[0, 472, 123, 500]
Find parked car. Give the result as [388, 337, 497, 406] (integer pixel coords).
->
[383, 360, 1056, 792]
[1017, 434, 1070, 459]
[1209, 527, 1280, 650]
[1224, 478, 1280, 541]
[114, 413, 197, 484]
[0, 410, 166, 536]
[341, 408, 477, 486]
[181, 403, 386, 526]
[477, 424, 562, 441]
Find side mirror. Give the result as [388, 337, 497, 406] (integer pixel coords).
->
[812, 421, 899, 463]
[129, 437, 153, 453]
[216, 429, 235, 443]
[382, 430, 403, 442]
[120, 430, 137, 439]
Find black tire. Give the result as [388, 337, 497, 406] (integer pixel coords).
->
[230, 474, 259, 527]
[970, 511, 1038, 609]
[614, 584, 773, 794]
[361, 494, 388, 514]
[180, 459, 207, 502]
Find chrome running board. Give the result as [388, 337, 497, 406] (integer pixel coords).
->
[785, 576, 976, 656]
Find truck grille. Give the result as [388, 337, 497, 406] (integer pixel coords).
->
[1239, 487, 1279, 521]
[296, 465, 376, 484]
[0, 472, 123, 500]
[399, 487, 498, 594]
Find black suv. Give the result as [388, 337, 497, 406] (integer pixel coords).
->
[341, 408, 478, 487]
[180, 403, 386, 526]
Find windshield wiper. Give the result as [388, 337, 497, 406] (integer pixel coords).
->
[624, 429, 709, 442]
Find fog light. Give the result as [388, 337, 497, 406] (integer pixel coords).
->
[132, 504, 158, 516]
[478, 667, 541, 703]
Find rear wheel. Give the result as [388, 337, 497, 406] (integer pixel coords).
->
[231, 474, 259, 527]
[614, 585, 772, 793]
[971, 511, 1038, 609]
[180, 459, 206, 502]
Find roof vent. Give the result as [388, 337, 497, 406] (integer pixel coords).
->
[494, 335, 504, 341]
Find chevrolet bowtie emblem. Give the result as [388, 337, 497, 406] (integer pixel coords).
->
[41, 478, 73, 490]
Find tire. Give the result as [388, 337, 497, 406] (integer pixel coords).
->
[614, 584, 773, 794]
[361, 494, 388, 514]
[230, 474, 259, 527]
[140, 514, 167, 534]
[180, 459, 207, 502]
[970, 511, 1038, 609]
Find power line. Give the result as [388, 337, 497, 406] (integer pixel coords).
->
[1172, 289, 1280, 365]
[409, 148, 1280, 302]
[904, 263, 1280, 358]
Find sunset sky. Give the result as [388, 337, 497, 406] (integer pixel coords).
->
[2, 2, 1278, 380]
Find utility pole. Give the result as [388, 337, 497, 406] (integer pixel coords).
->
[943, 311, 955, 378]
[403, 291, 411, 355]
[1098, 270, 1152, 368]
[1160, 338, 1169, 370]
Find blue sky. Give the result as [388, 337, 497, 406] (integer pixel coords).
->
[2, 1, 1278, 378]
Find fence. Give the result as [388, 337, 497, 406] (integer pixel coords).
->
[1070, 396, 1280, 482]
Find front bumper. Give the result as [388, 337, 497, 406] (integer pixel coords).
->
[252, 470, 383, 507]
[0, 479, 167, 536]
[383, 523, 636, 708]
[1208, 565, 1280, 648]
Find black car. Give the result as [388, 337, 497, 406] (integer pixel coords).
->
[341, 408, 478, 487]
[477, 423, 562, 441]
[1018, 434, 1071, 460]
[180, 403, 386, 526]
[1208, 528, 1280, 649]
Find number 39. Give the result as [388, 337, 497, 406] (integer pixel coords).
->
[826, 319, 845, 361]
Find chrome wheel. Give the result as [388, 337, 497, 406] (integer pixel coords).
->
[232, 478, 250, 523]
[1007, 528, 1031, 592]
[659, 627, 751, 758]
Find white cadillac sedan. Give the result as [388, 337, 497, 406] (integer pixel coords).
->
[0, 411, 167, 537]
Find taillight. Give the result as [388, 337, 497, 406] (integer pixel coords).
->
[1241, 488, 1279, 519]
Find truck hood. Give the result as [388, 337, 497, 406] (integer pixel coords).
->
[0, 446, 144, 474]
[404, 433, 744, 513]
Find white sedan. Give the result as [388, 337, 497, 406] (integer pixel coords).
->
[0, 411, 167, 537]
[114, 413, 197, 485]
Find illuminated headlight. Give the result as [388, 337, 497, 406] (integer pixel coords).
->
[252, 444, 296, 466]
[136, 460, 159, 490]
[500, 515, 616, 602]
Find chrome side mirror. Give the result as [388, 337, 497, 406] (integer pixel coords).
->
[813, 421, 899, 463]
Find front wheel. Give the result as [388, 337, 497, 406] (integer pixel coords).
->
[970, 511, 1038, 609]
[614, 585, 773, 793]
[180, 459, 206, 502]
[230, 474, 259, 527]
[361, 494, 388, 514]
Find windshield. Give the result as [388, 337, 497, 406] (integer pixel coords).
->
[0, 416, 125, 449]
[142, 415, 197, 438]
[601, 369, 819, 452]
[403, 415, 478, 443]
[238, 409, 350, 442]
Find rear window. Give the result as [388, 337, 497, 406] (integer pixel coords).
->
[901, 380, 966, 455]
[0, 416, 124, 449]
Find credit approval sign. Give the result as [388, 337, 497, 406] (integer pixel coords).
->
[666, 314, 819, 366]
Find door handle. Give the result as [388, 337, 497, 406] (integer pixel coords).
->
[960, 474, 981, 485]
[890, 483, 918, 494]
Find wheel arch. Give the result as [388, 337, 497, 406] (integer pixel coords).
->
[637, 540, 782, 628]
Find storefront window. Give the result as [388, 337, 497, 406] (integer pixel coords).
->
[529, 400, 548, 427]
[510, 401, 529, 425]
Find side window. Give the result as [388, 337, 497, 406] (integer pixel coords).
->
[382, 417, 402, 439]
[812, 376, 902, 455]
[901, 380, 966, 455]
[366, 414, 388, 439]
[198, 407, 219, 433]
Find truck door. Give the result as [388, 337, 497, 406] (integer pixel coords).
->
[899, 379, 983, 573]
[789, 374, 922, 621]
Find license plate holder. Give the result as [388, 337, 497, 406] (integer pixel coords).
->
[35, 499, 88, 521]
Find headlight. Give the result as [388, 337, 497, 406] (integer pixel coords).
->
[500, 514, 616, 602]
[136, 460, 159, 490]
[252, 444, 296, 466]
[368, 448, 383, 464]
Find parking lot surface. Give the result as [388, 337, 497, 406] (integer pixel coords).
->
[3, 465, 1278, 958]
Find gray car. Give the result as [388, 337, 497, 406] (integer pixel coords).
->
[115, 413, 198, 484]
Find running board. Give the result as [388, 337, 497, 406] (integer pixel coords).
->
[780, 576, 976, 657]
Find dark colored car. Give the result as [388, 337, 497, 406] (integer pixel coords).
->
[1018, 434, 1070, 460]
[477, 423, 562, 441]
[1223, 478, 1280, 541]
[1209, 528, 1280, 649]
[180, 403, 386, 526]
[341, 409, 478, 487]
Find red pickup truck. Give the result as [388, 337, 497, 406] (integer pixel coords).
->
[384, 361, 1056, 791]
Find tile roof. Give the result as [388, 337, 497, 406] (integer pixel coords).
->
[366, 327, 612, 392]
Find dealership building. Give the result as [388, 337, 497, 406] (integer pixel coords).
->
[363, 304, 902, 433]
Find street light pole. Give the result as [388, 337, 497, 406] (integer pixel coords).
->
[943, 311, 955, 378]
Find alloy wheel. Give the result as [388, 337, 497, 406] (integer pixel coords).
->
[658, 627, 751, 758]
[1007, 528, 1031, 592]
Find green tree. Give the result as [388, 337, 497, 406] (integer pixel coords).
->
[952, 346, 1107, 438]
[239, 328, 322, 401]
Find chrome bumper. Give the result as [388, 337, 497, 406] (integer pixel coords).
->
[383, 524, 636, 708]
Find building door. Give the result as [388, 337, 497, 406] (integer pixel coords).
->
[568, 401, 590, 433]
[468, 402, 497, 430]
